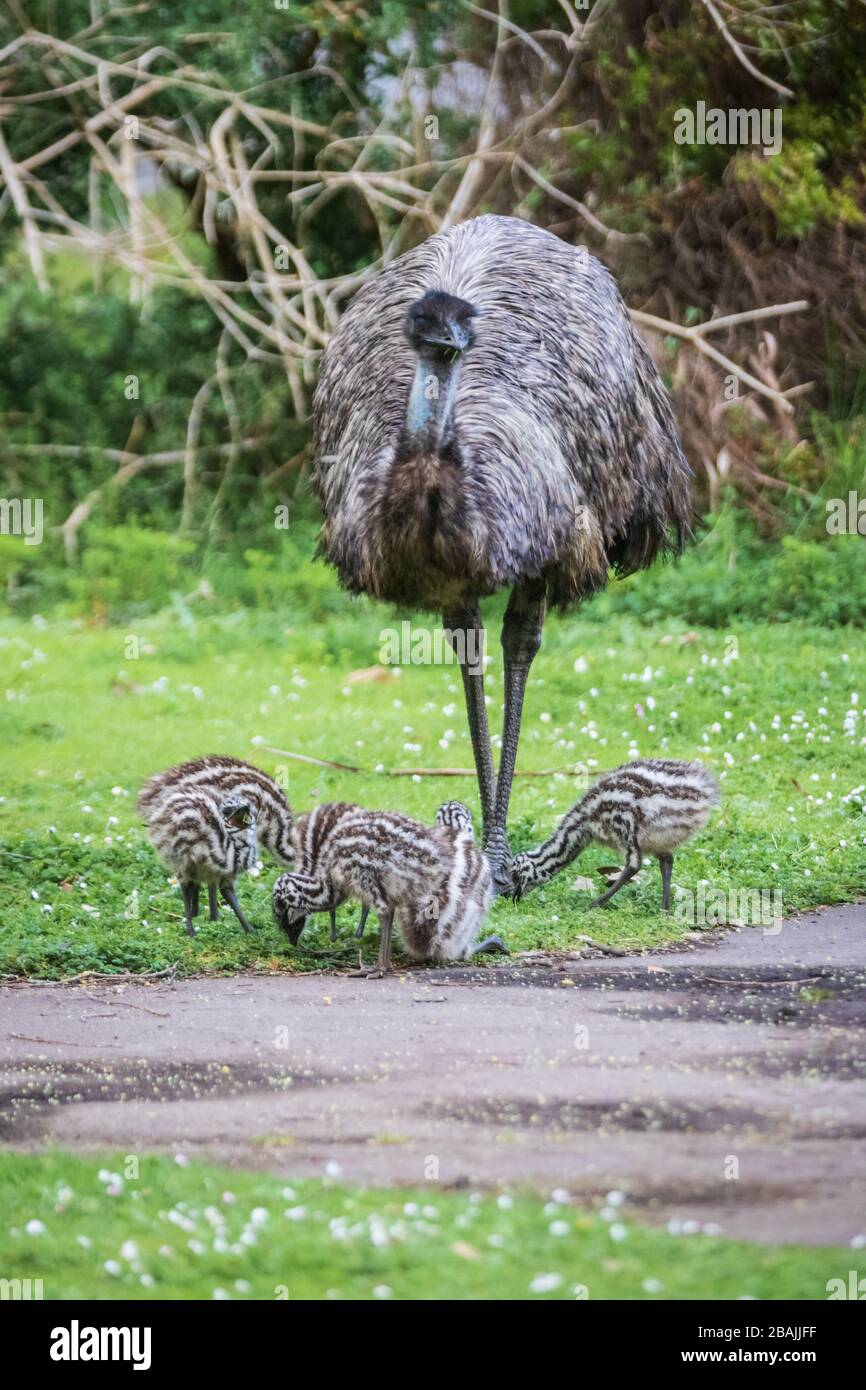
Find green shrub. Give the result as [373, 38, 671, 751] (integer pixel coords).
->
[595, 508, 866, 627]
[66, 526, 196, 620]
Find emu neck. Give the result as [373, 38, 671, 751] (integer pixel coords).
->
[405, 352, 461, 453]
[526, 812, 591, 885]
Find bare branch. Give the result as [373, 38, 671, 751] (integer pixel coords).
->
[630, 302, 811, 413]
[698, 0, 795, 98]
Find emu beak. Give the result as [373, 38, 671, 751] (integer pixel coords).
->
[424, 321, 471, 352]
[444, 321, 471, 350]
[286, 916, 308, 947]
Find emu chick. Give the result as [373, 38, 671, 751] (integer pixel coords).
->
[512, 759, 719, 910]
[273, 801, 500, 976]
[143, 786, 258, 936]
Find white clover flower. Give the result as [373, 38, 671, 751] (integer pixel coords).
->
[529, 1273, 562, 1293]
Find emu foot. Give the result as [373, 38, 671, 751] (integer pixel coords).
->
[472, 934, 509, 956]
[485, 831, 515, 898]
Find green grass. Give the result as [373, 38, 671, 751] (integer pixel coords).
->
[1, 606, 864, 978]
[0, 1150, 854, 1300]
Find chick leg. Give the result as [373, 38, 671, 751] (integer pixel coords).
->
[220, 878, 256, 933]
[208, 884, 219, 921]
[181, 882, 198, 937]
[589, 847, 642, 908]
[658, 853, 674, 912]
[367, 909, 394, 978]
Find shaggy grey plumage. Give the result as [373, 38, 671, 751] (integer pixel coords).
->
[312, 215, 692, 873]
[273, 800, 502, 976]
[511, 759, 720, 909]
[314, 215, 690, 607]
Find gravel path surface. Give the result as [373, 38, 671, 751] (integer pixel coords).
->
[2, 902, 864, 1245]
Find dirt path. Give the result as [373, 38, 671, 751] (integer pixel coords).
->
[2, 903, 864, 1245]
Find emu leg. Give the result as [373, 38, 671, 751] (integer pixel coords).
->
[369, 909, 394, 978]
[658, 853, 674, 912]
[329, 907, 337, 943]
[220, 879, 256, 933]
[589, 848, 643, 908]
[443, 603, 496, 841]
[489, 580, 546, 889]
[472, 934, 509, 956]
[352, 909, 393, 979]
[181, 882, 198, 937]
[208, 884, 219, 921]
[354, 905, 370, 940]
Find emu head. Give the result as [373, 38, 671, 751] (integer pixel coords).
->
[221, 797, 255, 838]
[272, 871, 313, 946]
[404, 290, 477, 360]
[436, 800, 474, 836]
[508, 852, 535, 903]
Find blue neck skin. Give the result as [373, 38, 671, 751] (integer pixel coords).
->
[405, 351, 461, 452]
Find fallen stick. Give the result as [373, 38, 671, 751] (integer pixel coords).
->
[1, 964, 179, 988]
[575, 935, 628, 957]
[262, 745, 601, 779]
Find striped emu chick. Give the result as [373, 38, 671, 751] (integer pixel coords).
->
[273, 801, 502, 977]
[511, 760, 719, 910]
[143, 788, 258, 936]
[139, 756, 294, 866]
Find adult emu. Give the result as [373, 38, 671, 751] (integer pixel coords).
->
[312, 215, 691, 887]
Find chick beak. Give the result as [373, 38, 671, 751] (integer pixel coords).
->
[286, 916, 308, 947]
